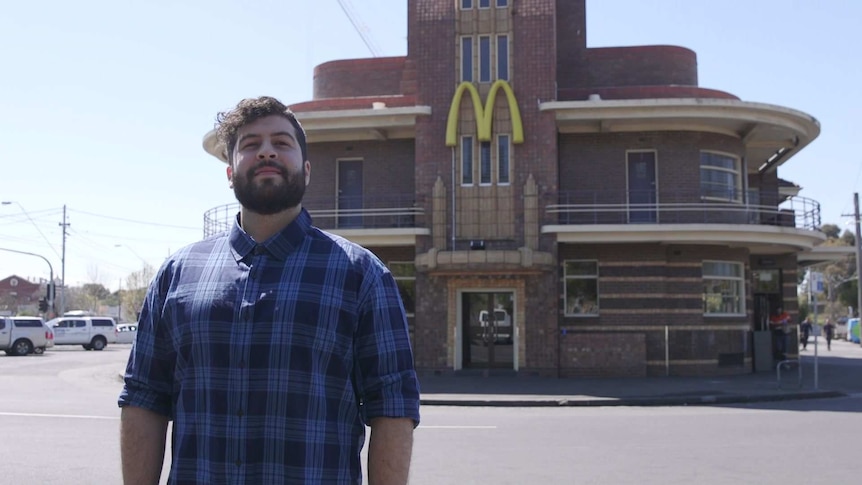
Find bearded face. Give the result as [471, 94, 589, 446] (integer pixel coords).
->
[231, 159, 306, 215]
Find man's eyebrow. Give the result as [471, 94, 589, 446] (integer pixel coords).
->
[236, 131, 296, 145]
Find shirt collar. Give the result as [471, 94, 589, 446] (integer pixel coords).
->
[229, 208, 313, 262]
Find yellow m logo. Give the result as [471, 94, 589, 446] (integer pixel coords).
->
[445, 80, 524, 147]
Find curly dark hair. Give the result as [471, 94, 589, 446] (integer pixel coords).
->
[215, 96, 307, 163]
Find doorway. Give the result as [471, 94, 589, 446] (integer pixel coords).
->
[627, 151, 657, 223]
[461, 292, 515, 369]
[337, 159, 363, 228]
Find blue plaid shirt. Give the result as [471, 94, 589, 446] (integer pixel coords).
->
[119, 209, 420, 484]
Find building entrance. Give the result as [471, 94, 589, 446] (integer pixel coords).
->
[461, 292, 515, 369]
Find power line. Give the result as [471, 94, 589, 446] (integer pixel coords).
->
[68, 208, 201, 230]
[336, 0, 382, 57]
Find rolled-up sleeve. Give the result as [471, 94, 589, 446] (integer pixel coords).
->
[117, 268, 175, 418]
[354, 267, 421, 427]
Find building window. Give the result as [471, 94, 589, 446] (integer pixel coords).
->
[461, 37, 473, 82]
[497, 0, 508, 6]
[565, 260, 599, 316]
[701, 151, 742, 202]
[479, 36, 491, 82]
[703, 261, 745, 315]
[461, 136, 474, 185]
[479, 0, 490, 8]
[461, 0, 472, 9]
[388, 262, 416, 317]
[496, 35, 509, 81]
[480, 141, 492, 184]
[497, 134, 510, 185]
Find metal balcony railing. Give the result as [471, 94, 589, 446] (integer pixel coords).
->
[203, 194, 425, 238]
[546, 189, 821, 230]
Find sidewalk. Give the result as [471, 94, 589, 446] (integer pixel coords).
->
[418, 340, 862, 407]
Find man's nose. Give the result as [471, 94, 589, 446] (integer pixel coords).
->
[257, 141, 277, 159]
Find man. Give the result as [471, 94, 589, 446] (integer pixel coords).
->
[824, 319, 835, 351]
[118, 96, 420, 484]
[799, 317, 812, 351]
[769, 307, 791, 359]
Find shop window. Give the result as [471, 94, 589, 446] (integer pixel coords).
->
[565, 260, 599, 316]
[703, 261, 745, 315]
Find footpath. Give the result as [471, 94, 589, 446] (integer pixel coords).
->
[418, 339, 862, 407]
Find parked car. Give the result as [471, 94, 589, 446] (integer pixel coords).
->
[0, 316, 54, 356]
[46, 316, 118, 351]
[115, 323, 138, 345]
[848, 318, 861, 344]
[479, 308, 513, 344]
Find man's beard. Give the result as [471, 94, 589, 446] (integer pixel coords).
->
[232, 161, 306, 215]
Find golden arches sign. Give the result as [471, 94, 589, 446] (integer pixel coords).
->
[445, 80, 524, 147]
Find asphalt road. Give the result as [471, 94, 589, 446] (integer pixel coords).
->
[1, 345, 860, 484]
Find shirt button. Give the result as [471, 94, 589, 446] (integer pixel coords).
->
[237, 409, 244, 417]
[253, 246, 266, 256]
[236, 460, 241, 467]
[239, 360, 245, 369]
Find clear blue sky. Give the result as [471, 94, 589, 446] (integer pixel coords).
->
[2, 0, 859, 291]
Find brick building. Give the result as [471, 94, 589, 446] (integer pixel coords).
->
[202, 0, 823, 377]
[0, 275, 43, 315]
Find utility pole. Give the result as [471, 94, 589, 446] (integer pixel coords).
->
[58, 205, 70, 315]
[855, 193, 862, 347]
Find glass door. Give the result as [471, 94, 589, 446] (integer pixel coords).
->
[461, 292, 514, 369]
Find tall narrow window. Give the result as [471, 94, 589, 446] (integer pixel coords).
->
[700, 151, 742, 202]
[496, 35, 509, 81]
[565, 260, 599, 316]
[479, 36, 491, 82]
[703, 261, 745, 315]
[461, 136, 474, 185]
[497, 134, 510, 184]
[461, 0, 472, 9]
[388, 262, 416, 317]
[480, 141, 492, 184]
[461, 37, 473, 82]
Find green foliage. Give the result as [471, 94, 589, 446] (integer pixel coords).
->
[821, 223, 841, 239]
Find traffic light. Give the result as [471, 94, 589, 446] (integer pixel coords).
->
[38, 298, 48, 313]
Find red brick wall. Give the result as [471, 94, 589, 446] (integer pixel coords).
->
[303, 139, 416, 211]
[560, 333, 647, 378]
[312, 57, 408, 99]
[583, 46, 698, 88]
[558, 131, 745, 203]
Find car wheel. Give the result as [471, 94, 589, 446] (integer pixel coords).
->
[33, 347, 45, 355]
[12, 339, 33, 356]
[91, 337, 107, 351]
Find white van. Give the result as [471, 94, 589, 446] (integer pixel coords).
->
[46, 316, 118, 351]
[478, 309, 513, 343]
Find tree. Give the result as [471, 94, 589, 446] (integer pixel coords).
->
[821, 223, 841, 239]
[122, 264, 156, 321]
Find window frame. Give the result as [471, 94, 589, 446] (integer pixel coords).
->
[496, 0, 508, 6]
[496, 34, 509, 81]
[479, 141, 492, 185]
[700, 151, 743, 203]
[497, 134, 510, 185]
[702, 260, 746, 316]
[479, 0, 490, 8]
[479, 35, 491, 82]
[461, 0, 473, 9]
[564, 260, 600, 317]
[461, 36, 473, 82]
[461, 135, 474, 186]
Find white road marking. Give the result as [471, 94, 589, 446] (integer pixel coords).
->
[418, 425, 497, 429]
[0, 411, 118, 420]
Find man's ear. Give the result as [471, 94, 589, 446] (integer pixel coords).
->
[304, 160, 311, 186]
[226, 165, 233, 188]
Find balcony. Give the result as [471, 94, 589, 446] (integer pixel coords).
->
[203, 194, 428, 247]
[543, 189, 825, 254]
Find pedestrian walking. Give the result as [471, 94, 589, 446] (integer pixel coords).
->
[800, 317, 812, 350]
[118, 96, 420, 484]
[824, 319, 836, 350]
